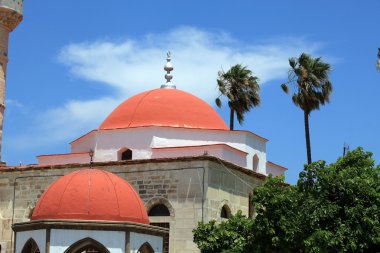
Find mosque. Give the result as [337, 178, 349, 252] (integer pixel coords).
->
[0, 1, 287, 253]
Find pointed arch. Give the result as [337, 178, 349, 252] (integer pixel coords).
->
[64, 237, 110, 253]
[218, 200, 233, 219]
[145, 197, 175, 217]
[252, 154, 259, 172]
[138, 242, 155, 253]
[148, 204, 170, 216]
[21, 238, 40, 253]
[220, 204, 231, 219]
[118, 147, 133, 161]
[145, 197, 172, 253]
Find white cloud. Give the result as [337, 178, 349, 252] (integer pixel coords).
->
[59, 27, 321, 101]
[6, 99, 24, 108]
[9, 27, 323, 152]
[38, 97, 120, 141]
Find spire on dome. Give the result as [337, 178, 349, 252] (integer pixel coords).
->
[161, 51, 176, 89]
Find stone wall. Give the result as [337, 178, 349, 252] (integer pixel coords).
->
[206, 160, 263, 221]
[0, 156, 264, 253]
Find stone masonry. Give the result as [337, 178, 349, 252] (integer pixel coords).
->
[0, 156, 265, 253]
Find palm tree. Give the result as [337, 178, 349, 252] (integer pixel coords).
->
[377, 48, 380, 71]
[281, 53, 332, 164]
[215, 64, 260, 130]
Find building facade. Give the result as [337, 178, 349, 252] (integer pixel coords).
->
[0, 3, 287, 253]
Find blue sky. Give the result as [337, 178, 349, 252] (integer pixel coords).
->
[4, 0, 380, 184]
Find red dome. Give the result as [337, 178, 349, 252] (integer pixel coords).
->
[32, 169, 149, 224]
[99, 88, 228, 130]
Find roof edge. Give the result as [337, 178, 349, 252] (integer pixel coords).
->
[1, 156, 267, 180]
[266, 161, 288, 171]
[70, 126, 268, 146]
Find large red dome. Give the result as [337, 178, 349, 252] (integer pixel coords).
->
[99, 88, 228, 130]
[32, 169, 149, 224]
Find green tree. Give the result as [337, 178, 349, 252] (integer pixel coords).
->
[193, 211, 254, 253]
[377, 48, 380, 71]
[215, 64, 260, 130]
[281, 53, 332, 164]
[193, 148, 380, 252]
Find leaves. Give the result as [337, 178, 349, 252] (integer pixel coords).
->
[216, 64, 261, 129]
[280, 53, 333, 164]
[193, 148, 380, 252]
[193, 211, 254, 253]
[281, 83, 289, 94]
[215, 98, 222, 108]
[282, 53, 332, 113]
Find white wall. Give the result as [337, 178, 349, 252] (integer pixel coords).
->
[38, 153, 89, 165]
[152, 145, 247, 168]
[129, 232, 162, 253]
[266, 164, 286, 177]
[68, 127, 268, 173]
[70, 131, 97, 153]
[50, 229, 125, 253]
[16, 230, 46, 253]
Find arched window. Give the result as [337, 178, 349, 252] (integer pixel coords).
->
[252, 154, 259, 172]
[220, 204, 231, 219]
[138, 242, 155, 253]
[148, 204, 170, 216]
[145, 198, 173, 253]
[64, 238, 110, 253]
[118, 148, 132, 161]
[21, 239, 40, 253]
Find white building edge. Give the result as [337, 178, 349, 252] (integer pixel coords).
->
[38, 126, 286, 177]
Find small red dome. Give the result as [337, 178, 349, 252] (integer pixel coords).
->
[99, 88, 228, 130]
[32, 169, 149, 224]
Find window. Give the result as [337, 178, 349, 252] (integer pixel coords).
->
[146, 199, 173, 253]
[252, 154, 259, 172]
[64, 238, 110, 253]
[148, 204, 170, 216]
[120, 149, 132, 161]
[138, 242, 154, 253]
[76, 245, 101, 253]
[220, 205, 231, 219]
[151, 223, 169, 253]
[21, 239, 40, 253]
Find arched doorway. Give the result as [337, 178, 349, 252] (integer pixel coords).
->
[21, 239, 40, 253]
[64, 238, 110, 253]
[138, 242, 154, 253]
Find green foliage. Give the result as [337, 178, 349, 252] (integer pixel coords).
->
[377, 48, 380, 71]
[250, 175, 304, 253]
[216, 64, 260, 130]
[193, 148, 380, 252]
[297, 148, 380, 252]
[193, 211, 254, 253]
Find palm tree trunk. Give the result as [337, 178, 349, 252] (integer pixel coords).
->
[304, 111, 312, 164]
[230, 109, 234, 130]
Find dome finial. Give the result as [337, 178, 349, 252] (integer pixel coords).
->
[161, 51, 176, 89]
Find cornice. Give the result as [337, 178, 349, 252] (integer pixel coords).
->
[0, 7, 22, 31]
